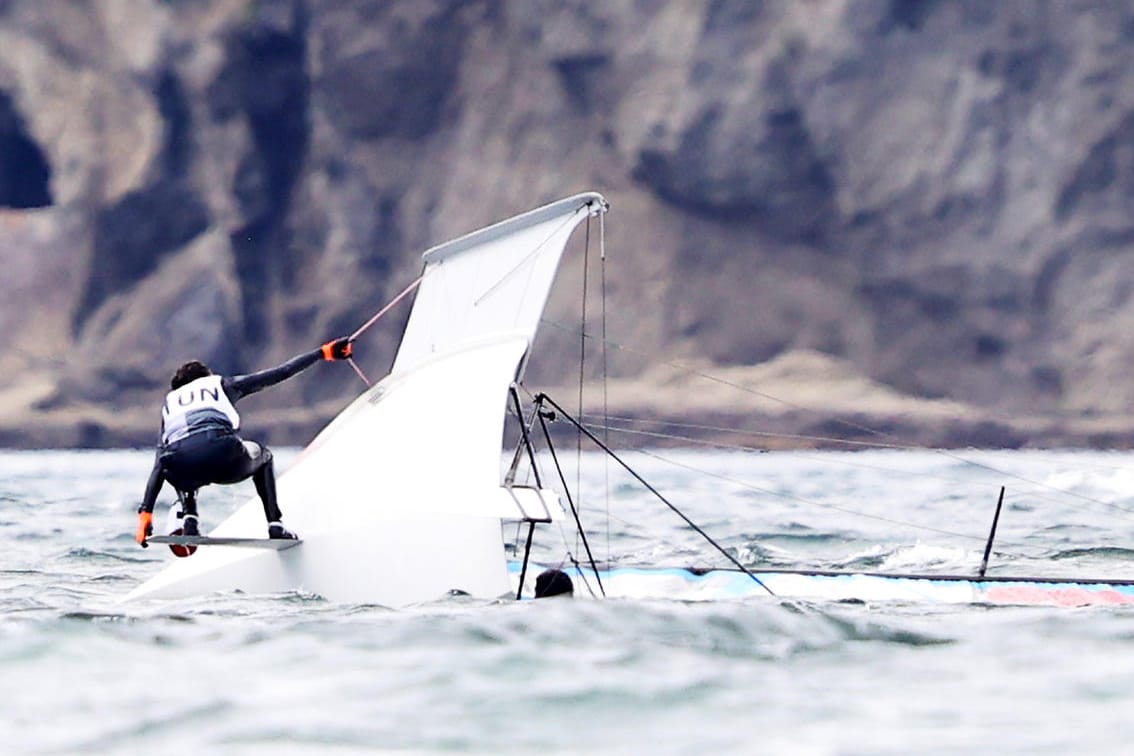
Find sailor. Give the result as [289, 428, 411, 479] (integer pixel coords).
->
[534, 568, 574, 598]
[135, 337, 354, 546]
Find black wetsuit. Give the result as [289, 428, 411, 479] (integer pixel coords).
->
[140, 348, 323, 525]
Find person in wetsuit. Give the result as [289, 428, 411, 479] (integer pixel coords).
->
[135, 337, 353, 546]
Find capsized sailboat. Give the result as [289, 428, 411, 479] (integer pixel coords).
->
[126, 192, 1134, 609]
[125, 193, 604, 606]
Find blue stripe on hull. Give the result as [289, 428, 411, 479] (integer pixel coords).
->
[509, 563, 1134, 606]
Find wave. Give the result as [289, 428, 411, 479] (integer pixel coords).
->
[1049, 546, 1134, 562]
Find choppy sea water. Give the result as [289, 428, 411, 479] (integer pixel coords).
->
[6, 447, 1134, 754]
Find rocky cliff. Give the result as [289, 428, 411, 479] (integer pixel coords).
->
[2, 0, 1134, 449]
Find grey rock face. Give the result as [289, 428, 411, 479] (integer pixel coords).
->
[2, 0, 1134, 447]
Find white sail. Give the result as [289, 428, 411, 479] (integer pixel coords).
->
[124, 192, 607, 606]
[394, 193, 606, 374]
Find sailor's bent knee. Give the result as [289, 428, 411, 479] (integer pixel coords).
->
[242, 440, 272, 466]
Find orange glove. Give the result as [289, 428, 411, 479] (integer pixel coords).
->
[321, 337, 353, 361]
[136, 510, 153, 547]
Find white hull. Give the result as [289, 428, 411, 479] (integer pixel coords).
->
[129, 516, 511, 605]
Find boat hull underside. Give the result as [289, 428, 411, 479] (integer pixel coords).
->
[126, 515, 511, 606]
[511, 564, 1134, 607]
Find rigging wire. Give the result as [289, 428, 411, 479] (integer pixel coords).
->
[516, 392, 1030, 568]
[579, 414, 1132, 510]
[537, 393, 777, 595]
[599, 440, 998, 545]
[960, 447, 1134, 475]
[580, 418, 1087, 513]
[504, 397, 579, 564]
[514, 384, 709, 570]
[563, 552, 601, 599]
[514, 382, 597, 558]
[538, 318, 1134, 519]
[598, 419, 1134, 517]
[582, 412, 923, 451]
[580, 420, 1045, 565]
[520, 380, 1107, 565]
[538, 406, 606, 597]
[599, 209, 611, 568]
[575, 215, 590, 557]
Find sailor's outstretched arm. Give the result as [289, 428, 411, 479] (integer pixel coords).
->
[225, 338, 353, 401]
[136, 451, 164, 545]
[226, 349, 321, 401]
[140, 451, 164, 514]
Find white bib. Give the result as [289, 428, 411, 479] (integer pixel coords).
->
[161, 374, 241, 444]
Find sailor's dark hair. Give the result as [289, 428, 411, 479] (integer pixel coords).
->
[171, 360, 212, 389]
[534, 568, 574, 598]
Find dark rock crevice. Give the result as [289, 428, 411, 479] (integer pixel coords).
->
[155, 68, 194, 179]
[0, 90, 52, 209]
[74, 183, 211, 333]
[71, 69, 209, 333]
[314, 1, 469, 141]
[210, 10, 311, 347]
[552, 53, 611, 115]
[881, 0, 940, 33]
[633, 102, 835, 243]
[1055, 109, 1134, 222]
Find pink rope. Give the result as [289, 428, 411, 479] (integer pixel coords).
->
[340, 274, 424, 387]
[346, 357, 371, 386]
[348, 275, 424, 342]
